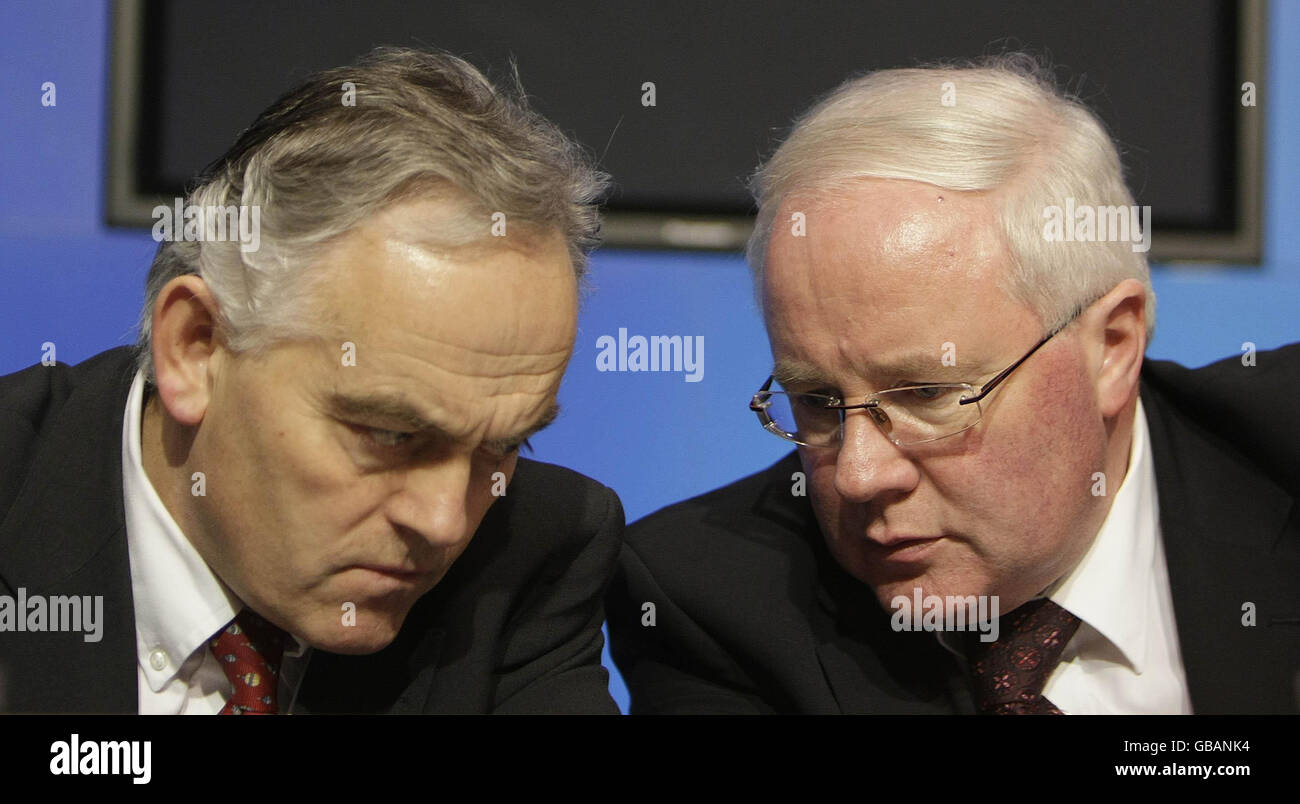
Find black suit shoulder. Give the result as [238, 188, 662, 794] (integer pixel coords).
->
[0, 347, 138, 522]
[608, 453, 849, 713]
[1141, 342, 1300, 496]
[0, 346, 138, 430]
[0, 347, 140, 713]
[493, 457, 625, 557]
[1138, 344, 1300, 712]
[620, 452, 821, 619]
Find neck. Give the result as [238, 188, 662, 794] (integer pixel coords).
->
[1104, 393, 1139, 500]
[139, 389, 205, 551]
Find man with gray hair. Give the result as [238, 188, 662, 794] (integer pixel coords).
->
[0, 48, 624, 713]
[607, 55, 1300, 714]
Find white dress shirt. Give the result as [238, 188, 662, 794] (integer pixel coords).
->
[121, 369, 309, 714]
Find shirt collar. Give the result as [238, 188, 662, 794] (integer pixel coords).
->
[121, 370, 306, 691]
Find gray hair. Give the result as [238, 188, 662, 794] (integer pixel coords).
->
[747, 53, 1155, 340]
[137, 46, 608, 384]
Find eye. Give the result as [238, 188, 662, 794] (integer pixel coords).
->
[478, 438, 533, 461]
[894, 384, 964, 404]
[907, 385, 944, 400]
[360, 426, 417, 449]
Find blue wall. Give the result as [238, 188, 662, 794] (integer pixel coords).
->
[2, 1, 1297, 713]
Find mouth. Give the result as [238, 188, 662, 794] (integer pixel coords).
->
[864, 535, 944, 561]
[352, 564, 437, 583]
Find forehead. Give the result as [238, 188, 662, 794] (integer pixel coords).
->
[764, 179, 1037, 379]
[316, 197, 577, 356]
[301, 197, 577, 432]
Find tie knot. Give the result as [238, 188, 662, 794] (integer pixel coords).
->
[209, 609, 290, 715]
[964, 598, 1081, 714]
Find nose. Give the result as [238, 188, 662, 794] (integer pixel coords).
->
[390, 453, 474, 548]
[833, 408, 921, 503]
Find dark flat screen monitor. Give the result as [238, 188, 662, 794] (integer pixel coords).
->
[107, 0, 1265, 262]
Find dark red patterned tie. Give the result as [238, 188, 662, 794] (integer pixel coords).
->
[964, 598, 1081, 715]
[209, 609, 289, 715]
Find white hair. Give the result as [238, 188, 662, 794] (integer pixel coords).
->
[747, 53, 1155, 340]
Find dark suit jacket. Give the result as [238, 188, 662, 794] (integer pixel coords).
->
[0, 346, 624, 714]
[607, 344, 1300, 714]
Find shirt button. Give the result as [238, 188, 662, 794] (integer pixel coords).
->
[149, 649, 168, 671]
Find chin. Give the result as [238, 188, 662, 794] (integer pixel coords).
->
[296, 608, 410, 655]
[868, 569, 992, 609]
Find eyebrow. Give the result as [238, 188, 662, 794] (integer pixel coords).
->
[483, 404, 561, 452]
[771, 353, 979, 389]
[328, 393, 561, 448]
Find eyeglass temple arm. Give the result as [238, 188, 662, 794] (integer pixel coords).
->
[750, 375, 776, 411]
[959, 330, 1056, 405]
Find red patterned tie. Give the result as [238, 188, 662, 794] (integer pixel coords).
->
[964, 598, 1081, 715]
[209, 609, 290, 715]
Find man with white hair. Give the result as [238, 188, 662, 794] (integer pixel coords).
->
[607, 55, 1300, 714]
[0, 48, 623, 714]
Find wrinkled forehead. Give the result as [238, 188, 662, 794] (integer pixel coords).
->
[294, 212, 578, 413]
[300, 227, 578, 443]
[322, 202, 577, 338]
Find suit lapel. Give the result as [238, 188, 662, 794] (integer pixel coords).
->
[814, 639, 972, 714]
[1142, 381, 1300, 713]
[0, 349, 139, 712]
[813, 559, 971, 714]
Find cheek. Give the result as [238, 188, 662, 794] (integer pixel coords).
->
[997, 359, 1104, 484]
[214, 392, 376, 539]
[938, 361, 1105, 548]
